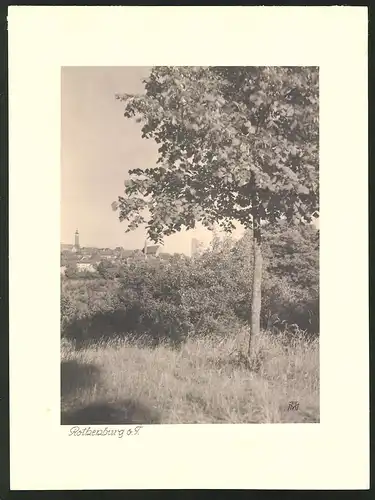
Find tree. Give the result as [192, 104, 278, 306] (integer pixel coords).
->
[112, 66, 319, 358]
[262, 219, 319, 290]
[65, 263, 78, 279]
[97, 260, 118, 280]
[261, 220, 319, 333]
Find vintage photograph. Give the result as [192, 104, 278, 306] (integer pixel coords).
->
[60, 66, 319, 425]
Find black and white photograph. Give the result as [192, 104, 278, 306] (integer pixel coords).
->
[8, 6, 368, 491]
[60, 65, 320, 425]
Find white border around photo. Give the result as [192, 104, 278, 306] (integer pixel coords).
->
[8, 6, 368, 490]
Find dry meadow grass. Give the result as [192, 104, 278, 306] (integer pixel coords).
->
[61, 328, 319, 425]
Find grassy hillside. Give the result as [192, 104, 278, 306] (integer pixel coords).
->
[61, 328, 319, 425]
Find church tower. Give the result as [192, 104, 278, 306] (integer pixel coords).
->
[72, 229, 80, 253]
[75, 229, 80, 248]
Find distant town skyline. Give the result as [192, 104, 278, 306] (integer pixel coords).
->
[60, 225, 241, 255]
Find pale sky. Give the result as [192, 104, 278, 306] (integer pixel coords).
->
[61, 66, 244, 255]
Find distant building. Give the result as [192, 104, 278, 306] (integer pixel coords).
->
[121, 249, 135, 258]
[80, 247, 95, 255]
[76, 262, 97, 273]
[159, 252, 172, 261]
[62, 229, 173, 270]
[118, 249, 136, 264]
[61, 243, 74, 252]
[75, 254, 99, 272]
[72, 229, 80, 253]
[191, 238, 200, 257]
[141, 240, 161, 259]
[100, 249, 114, 260]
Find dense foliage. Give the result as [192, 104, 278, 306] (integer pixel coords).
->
[61, 222, 319, 346]
[114, 66, 318, 236]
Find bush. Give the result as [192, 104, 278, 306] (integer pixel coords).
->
[262, 221, 319, 333]
[61, 278, 122, 343]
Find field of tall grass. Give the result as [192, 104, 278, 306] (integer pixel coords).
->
[61, 327, 319, 425]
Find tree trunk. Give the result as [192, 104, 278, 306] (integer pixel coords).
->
[248, 204, 262, 358]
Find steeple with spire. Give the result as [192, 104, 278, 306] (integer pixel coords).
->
[72, 228, 80, 253]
